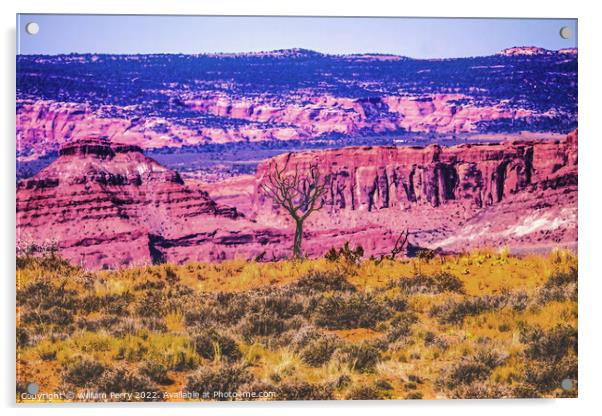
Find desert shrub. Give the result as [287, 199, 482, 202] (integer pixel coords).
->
[440, 350, 506, 389]
[140, 361, 174, 385]
[311, 293, 391, 329]
[16, 253, 74, 274]
[109, 317, 145, 337]
[247, 291, 304, 319]
[194, 329, 241, 362]
[414, 248, 439, 261]
[386, 311, 418, 342]
[18, 281, 79, 324]
[80, 293, 133, 315]
[408, 374, 423, 384]
[165, 349, 199, 372]
[75, 315, 120, 332]
[293, 271, 356, 293]
[507, 290, 529, 312]
[275, 381, 334, 400]
[423, 331, 449, 350]
[449, 381, 511, 399]
[405, 392, 423, 399]
[345, 384, 383, 400]
[299, 334, 341, 367]
[520, 324, 577, 362]
[429, 294, 507, 325]
[142, 317, 168, 333]
[239, 311, 288, 340]
[545, 267, 578, 288]
[385, 294, 409, 312]
[523, 356, 577, 392]
[63, 358, 106, 387]
[186, 365, 253, 401]
[21, 306, 74, 327]
[96, 367, 163, 401]
[396, 272, 464, 295]
[517, 324, 577, 394]
[324, 242, 364, 264]
[135, 290, 168, 317]
[288, 325, 323, 351]
[16, 327, 30, 348]
[509, 383, 542, 398]
[535, 268, 578, 305]
[163, 266, 179, 284]
[375, 379, 393, 390]
[186, 294, 249, 327]
[335, 374, 351, 389]
[337, 342, 381, 373]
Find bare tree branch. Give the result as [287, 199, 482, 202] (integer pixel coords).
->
[259, 158, 329, 258]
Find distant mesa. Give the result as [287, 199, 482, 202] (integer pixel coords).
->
[207, 48, 325, 58]
[498, 46, 577, 56]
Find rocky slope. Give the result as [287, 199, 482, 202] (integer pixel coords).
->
[16, 137, 287, 269]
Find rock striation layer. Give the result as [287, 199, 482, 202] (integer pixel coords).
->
[17, 136, 286, 269]
[254, 131, 577, 253]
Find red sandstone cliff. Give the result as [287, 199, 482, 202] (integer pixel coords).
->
[253, 131, 577, 254]
[17, 93, 541, 164]
[16, 132, 577, 269]
[16, 137, 287, 269]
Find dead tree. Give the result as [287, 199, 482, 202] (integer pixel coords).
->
[260, 158, 328, 259]
[389, 229, 410, 260]
[376, 229, 410, 264]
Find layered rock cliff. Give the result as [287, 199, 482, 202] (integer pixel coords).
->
[17, 137, 286, 269]
[253, 131, 577, 253]
[255, 131, 577, 213]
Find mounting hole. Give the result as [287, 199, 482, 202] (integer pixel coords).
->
[25, 22, 39, 35]
[561, 378, 573, 390]
[26, 382, 39, 395]
[559, 26, 571, 40]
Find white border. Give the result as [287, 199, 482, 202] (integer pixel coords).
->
[2, 1, 600, 415]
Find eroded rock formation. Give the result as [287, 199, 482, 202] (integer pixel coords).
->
[17, 136, 286, 269]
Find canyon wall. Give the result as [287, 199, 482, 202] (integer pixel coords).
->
[16, 137, 287, 269]
[254, 131, 577, 216]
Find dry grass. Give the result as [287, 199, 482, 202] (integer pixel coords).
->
[16, 248, 577, 401]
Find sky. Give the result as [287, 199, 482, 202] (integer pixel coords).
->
[17, 14, 578, 59]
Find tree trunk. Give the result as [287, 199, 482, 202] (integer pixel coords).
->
[293, 219, 303, 259]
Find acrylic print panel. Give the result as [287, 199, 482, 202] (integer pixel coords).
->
[16, 14, 578, 402]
